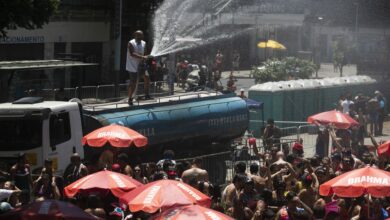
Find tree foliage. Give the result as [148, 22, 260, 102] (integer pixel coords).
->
[252, 57, 317, 83]
[0, 0, 59, 37]
[332, 38, 350, 76]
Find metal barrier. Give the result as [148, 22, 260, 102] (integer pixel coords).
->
[280, 126, 299, 138]
[96, 84, 115, 100]
[298, 124, 319, 157]
[76, 86, 97, 100]
[21, 80, 171, 102]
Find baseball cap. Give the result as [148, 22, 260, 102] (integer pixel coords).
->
[240, 88, 245, 92]
[111, 164, 121, 172]
[293, 142, 303, 151]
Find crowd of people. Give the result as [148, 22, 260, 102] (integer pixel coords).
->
[0, 90, 389, 220]
[338, 90, 387, 137]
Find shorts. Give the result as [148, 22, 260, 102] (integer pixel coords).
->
[128, 71, 138, 83]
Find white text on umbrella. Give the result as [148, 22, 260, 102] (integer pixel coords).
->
[347, 176, 389, 185]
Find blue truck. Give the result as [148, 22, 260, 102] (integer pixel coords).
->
[0, 92, 249, 177]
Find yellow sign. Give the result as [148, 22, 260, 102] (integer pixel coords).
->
[25, 153, 37, 166]
[51, 157, 58, 171]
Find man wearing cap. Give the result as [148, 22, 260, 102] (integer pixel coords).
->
[239, 88, 247, 98]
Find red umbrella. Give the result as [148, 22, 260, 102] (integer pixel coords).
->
[307, 110, 358, 129]
[64, 170, 143, 198]
[119, 180, 211, 213]
[82, 124, 147, 148]
[149, 204, 234, 220]
[377, 140, 390, 156]
[0, 200, 97, 220]
[319, 166, 390, 197]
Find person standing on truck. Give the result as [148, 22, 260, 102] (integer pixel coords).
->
[126, 30, 150, 106]
[10, 153, 32, 193]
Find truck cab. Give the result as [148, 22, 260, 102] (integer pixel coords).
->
[0, 97, 84, 174]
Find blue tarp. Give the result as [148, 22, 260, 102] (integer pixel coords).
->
[244, 98, 263, 110]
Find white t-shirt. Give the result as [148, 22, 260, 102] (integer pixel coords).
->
[0, 189, 13, 201]
[342, 100, 354, 114]
[126, 39, 146, 72]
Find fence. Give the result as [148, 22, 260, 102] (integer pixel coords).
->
[21, 81, 169, 102]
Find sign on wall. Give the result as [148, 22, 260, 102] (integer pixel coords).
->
[0, 36, 45, 44]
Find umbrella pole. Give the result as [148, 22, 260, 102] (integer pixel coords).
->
[368, 194, 371, 219]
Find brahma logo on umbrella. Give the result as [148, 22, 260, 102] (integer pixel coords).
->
[110, 174, 127, 188]
[177, 183, 202, 200]
[144, 185, 161, 204]
[205, 211, 222, 220]
[97, 131, 126, 139]
[347, 176, 389, 185]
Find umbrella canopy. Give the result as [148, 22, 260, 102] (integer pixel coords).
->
[257, 40, 287, 50]
[82, 124, 148, 148]
[307, 110, 359, 129]
[149, 204, 234, 220]
[244, 98, 263, 110]
[319, 166, 390, 197]
[377, 140, 390, 156]
[64, 170, 143, 198]
[120, 179, 211, 213]
[0, 200, 97, 220]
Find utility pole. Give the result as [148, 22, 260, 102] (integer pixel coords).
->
[114, 0, 123, 97]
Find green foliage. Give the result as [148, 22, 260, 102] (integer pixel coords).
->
[252, 57, 317, 83]
[332, 38, 347, 64]
[0, 0, 59, 37]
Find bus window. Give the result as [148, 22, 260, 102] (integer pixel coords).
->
[50, 112, 71, 146]
[0, 118, 42, 151]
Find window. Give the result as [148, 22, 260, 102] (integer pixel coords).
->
[50, 112, 71, 146]
[0, 119, 42, 151]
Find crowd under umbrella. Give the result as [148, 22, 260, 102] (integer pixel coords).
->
[0, 200, 98, 220]
[119, 179, 211, 214]
[64, 170, 143, 198]
[319, 166, 390, 218]
[149, 204, 234, 220]
[307, 109, 359, 129]
[319, 166, 390, 197]
[82, 124, 148, 148]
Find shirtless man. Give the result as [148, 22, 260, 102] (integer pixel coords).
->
[181, 158, 208, 187]
[222, 162, 248, 207]
[250, 164, 272, 193]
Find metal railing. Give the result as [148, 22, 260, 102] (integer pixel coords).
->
[22, 81, 170, 102]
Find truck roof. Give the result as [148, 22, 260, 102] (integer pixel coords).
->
[0, 101, 79, 112]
